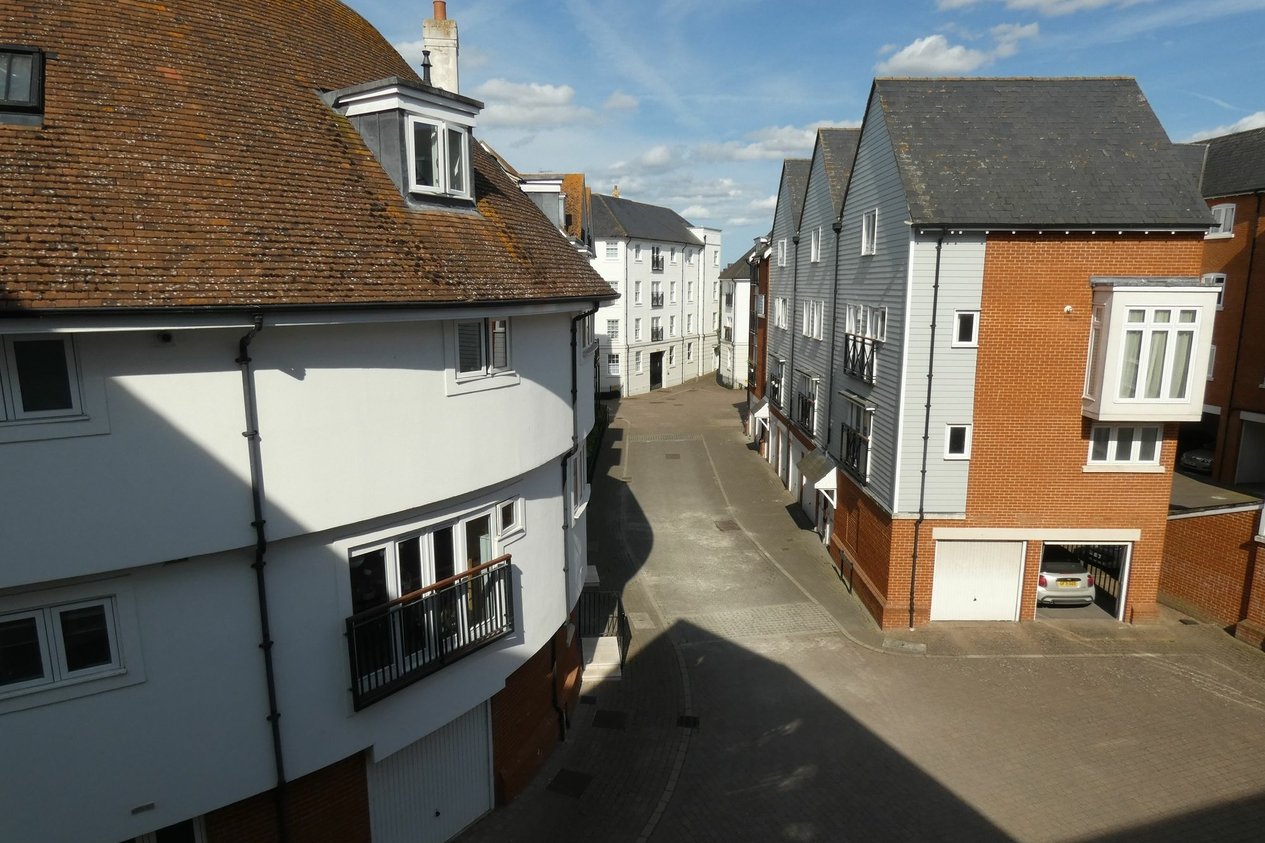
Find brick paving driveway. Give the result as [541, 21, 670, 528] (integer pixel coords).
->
[460, 380, 1265, 843]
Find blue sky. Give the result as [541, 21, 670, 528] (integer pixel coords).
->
[346, 0, 1265, 263]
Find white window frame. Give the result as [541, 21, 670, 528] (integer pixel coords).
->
[686, 342, 693, 362]
[687, 249, 696, 265]
[670, 280, 677, 303]
[569, 451, 590, 516]
[607, 353, 620, 376]
[668, 346, 675, 367]
[713, 249, 720, 268]
[944, 424, 972, 460]
[1086, 425, 1162, 468]
[669, 315, 676, 337]
[634, 317, 642, 341]
[775, 297, 789, 330]
[606, 319, 619, 341]
[686, 313, 694, 334]
[861, 209, 878, 255]
[634, 244, 643, 262]
[404, 114, 470, 200]
[810, 227, 821, 263]
[952, 311, 979, 348]
[604, 242, 619, 260]
[1203, 273, 1226, 309]
[635, 350, 643, 373]
[687, 280, 694, 302]
[634, 280, 642, 305]
[845, 304, 887, 342]
[812, 300, 824, 340]
[777, 238, 787, 267]
[454, 318, 512, 379]
[1117, 306, 1199, 402]
[1, 335, 83, 421]
[842, 394, 874, 482]
[670, 247, 678, 265]
[1207, 203, 1235, 238]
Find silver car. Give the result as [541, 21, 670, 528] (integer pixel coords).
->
[1037, 558, 1096, 607]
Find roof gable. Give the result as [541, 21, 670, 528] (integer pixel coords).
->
[816, 129, 862, 217]
[772, 159, 811, 236]
[872, 77, 1211, 229]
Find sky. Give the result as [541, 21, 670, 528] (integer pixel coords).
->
[345, 0, 1265, 264]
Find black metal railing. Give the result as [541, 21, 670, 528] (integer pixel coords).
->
[843, 334, 878, 384]
[651, 255, 665, 272]
[768, 377, 781, 406]
[346, 555, 514, 711]
[795, 392, 815, 431]
[651, 292, 665, 308]
[843, 427, 869, 482]
[651, 327, 664, 341]
[577, 589, 631, 669]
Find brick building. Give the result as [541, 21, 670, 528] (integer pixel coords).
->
[762, 78, 1216, 628]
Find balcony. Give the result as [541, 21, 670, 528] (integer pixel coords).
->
[651, 327, 664, 342]
[651, 292, 665, 308]
[651, 255, 665, 273]
[843, 427, 869, 482]
[346, 555, 514, 711]
[843, 334, 877, 384]
[795, 393, 815, 431]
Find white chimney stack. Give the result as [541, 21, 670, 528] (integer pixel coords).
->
[423, 1, 460, 93]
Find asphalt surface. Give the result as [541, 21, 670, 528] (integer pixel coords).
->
[459, 379, 1265, 843]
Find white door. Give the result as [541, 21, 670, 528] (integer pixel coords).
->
[930, 541, 1025, 621]
[366, 703, 493, 843]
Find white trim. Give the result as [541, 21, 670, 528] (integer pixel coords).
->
[932, 527, 1141, 542]
[337, 88, 480, 124]
[1206, 203, 1235, 238]
[944, 424, 972, 460]
[892, 232, 917, 511]
[1082, 463, 1165, 473]
[951, 310, 979, 348]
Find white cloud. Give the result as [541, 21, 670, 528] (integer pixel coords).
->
[936, 0, 1133, 14]
[749, 195, 779, 211]
[681, 205, 711, 219]
[1186, 111, 1265, 141]
[470, 78, 596, 128]
[697, 122, 860, 162]
[604, 91, 639, 110]
[876, 23, 1038, 74]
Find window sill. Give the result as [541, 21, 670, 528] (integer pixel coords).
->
[1082, 463, 1164, 473]
[1203, 233, 1233, 240]
[446, 369, 521, 396]
[0, 412, 110, 445]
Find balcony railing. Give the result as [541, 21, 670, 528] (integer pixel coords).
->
[768, 377, 781, 407]
[651, 327, 664, 341]
[843, 427, 869, 482]
[843, 334, 878, 384]
[651, 255, 665, 273]
[650, 292, 665, 308]
[346, 555, 514, 711]
[795, 393, 815, 431]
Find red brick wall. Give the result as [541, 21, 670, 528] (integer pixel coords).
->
[833, 476, 894, 626]
[489, 621, 578, 805]
[204, 752, 370, 843]
[1160, 509, 1260, 628]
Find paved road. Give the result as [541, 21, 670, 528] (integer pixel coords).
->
[460, 380, 1265, 843]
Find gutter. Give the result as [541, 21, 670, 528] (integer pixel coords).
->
[908, 230, 946, 629]
[237, 314, 289, 842]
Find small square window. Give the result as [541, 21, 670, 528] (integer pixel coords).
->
[2, 336, 82, 421]
[498, 500, 520, 536]
[953, 311, 979, 348]
[405, 115, 470, 199]
[945, 424, 971, 459]
[455, 319, 511, 378]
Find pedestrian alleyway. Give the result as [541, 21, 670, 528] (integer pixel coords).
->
[459, 379, 1265, 843]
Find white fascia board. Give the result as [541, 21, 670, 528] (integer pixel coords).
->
[891, 229, 918, 512]
[931, 527, 1142, 542]
[520, 181, 563, 193]
[339, 89, 479, 128]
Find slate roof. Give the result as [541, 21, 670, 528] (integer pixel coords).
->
[0, 0, 613, 312]
[817, 129, 862, 217]
[872, 77, 1212, 229]
[719, 245, 759, 280]
[1198, 126, 1265, 198]
[589, 194, 703, 246]
[778, 160, 811, 231]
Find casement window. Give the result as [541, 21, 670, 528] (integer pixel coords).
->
[687, 280, 695, 302]
[581, 314, 596, 348]
[687, 249, 696, 265]
[670, 280, 678, 303]
[1203, 273, 1226, 309]
[713, 249, 720, 267]
[605, 242, 619, 260]
[607, 319, 619, 341]
[634, 244, 643, 262]
[669, 315, 677, 337]
[807, 301, 824, 340]
[1207, 204, 1235, 238]
[712, 281, 719, 301]
[953, 311, 979, 347]
[651, 246, 664, 272]
[810, 227, 822, 263]
[0, 599, 120, 694]
[795, 371, 817, 431]
[686, 313, 694, 334]
[651, 316, 663, 341]
[944, 424, 972, 459]
[607, 353, 620, 376]
[861, 209, 878, 255]
[2, 335, 82, 422]
[634, 318, 642, 341]
[634, 280, 643, 305]
[1118, 307, 1198, 401]
[775, 297, 789, 330]
[755, 294, 766, 318]
[777, 239, 787, 267]
[1, 46, 43, 116]
[1088, 425, 1161, 466]
[668, 346, 676, 367]
[405, 114, 470, 199]
[635, 351, 643, 373]
[842, 395, 874, 482]
[670, 247, 678, 265]
[455, 318, 511, 378]
[686, 342, 693, 362]
[845, 304, 887, 342]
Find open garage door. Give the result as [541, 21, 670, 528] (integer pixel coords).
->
[931, 540, 1025, 621]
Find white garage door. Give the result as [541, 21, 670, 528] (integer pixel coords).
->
[931, 540, 1025, 621]
[366, 702, 492, 843]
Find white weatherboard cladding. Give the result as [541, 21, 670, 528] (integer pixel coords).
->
[930, 540, 1025, 621]
[895, 234, 986, 515]
[367, 703, 493, 843]
[828, 96, 911, 508]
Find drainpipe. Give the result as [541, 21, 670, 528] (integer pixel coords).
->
[909, 230, 947, 629]
[1221, 191, 1262, 478]
[787, 233, 801, 479]
[825, 218, 844, 453]
[237, 315, 289, 842]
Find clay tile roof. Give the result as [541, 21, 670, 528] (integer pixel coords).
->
[873, 77, 1212, 229]
[0, 0, 613, 311]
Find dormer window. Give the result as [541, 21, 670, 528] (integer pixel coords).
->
[1, 46, 43, 121]
[406, 115, 470, 199]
